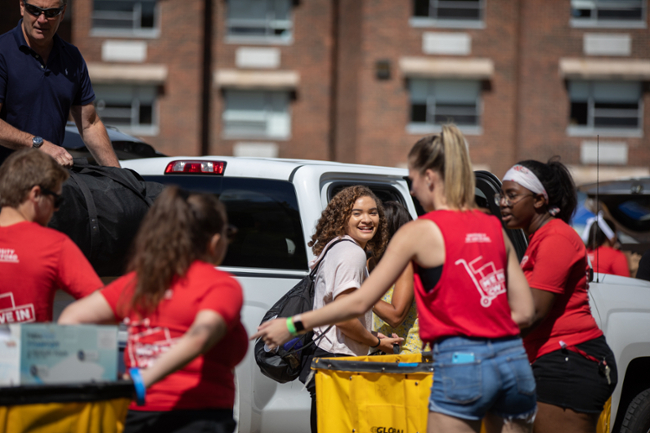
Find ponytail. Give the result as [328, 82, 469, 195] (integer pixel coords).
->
[126, 186, 227, 316]
[408, 124, 475, 209]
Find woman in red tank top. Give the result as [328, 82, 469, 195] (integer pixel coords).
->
[499, 159, 617, 433]
[254, 124, 537, 433]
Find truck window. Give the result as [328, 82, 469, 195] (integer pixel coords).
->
[143, 176, 308, 270]
[328, 183, 407, 206]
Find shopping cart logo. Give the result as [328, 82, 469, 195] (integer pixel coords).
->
[0, 292, 35, 323]
[0, 248, 19, 263]
[371, 427, 404, 433]
[455, 256, 506, 308]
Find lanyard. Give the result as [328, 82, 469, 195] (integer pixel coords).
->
[559, 340, 600, 364]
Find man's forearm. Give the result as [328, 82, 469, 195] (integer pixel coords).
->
[0, 118, 35, 150]
[79, 118, 120, 167]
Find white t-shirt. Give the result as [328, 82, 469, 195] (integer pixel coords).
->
[311, 235, 372, 356]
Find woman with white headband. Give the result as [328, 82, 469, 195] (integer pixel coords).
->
[583, 213, 629, 277]
[254, 125, 538, 433]
[498, 158, 617, 433]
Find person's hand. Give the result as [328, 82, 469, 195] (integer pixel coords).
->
[250, 318, 293, 350]
[40, 140, 73, 167]
[378, 333, 404, 354]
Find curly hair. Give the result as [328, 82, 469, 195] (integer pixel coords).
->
[308, 185, 388, 257]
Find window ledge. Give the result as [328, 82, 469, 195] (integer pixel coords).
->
[222, 132, 290, 141]
[570, 19, 647, 29]
[225, 35, 293, 46]
[115, 125, 159, 137]
[90, 29, 160, 39]
[406, 123, 482, 136]
[566, 126, 643, 138]
[409, 17, 486, 30]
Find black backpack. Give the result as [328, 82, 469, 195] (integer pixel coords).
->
[254, 239, 350, 383]
[48, 160, 164, 277]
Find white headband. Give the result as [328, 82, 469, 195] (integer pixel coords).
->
[502, 165, 548, 201]
[581, 211, 616, 244]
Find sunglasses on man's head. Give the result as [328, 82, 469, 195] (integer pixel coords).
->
[23, 2, 65, 19]
[40, 186, 64, 209]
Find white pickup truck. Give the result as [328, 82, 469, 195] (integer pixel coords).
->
[119, 156, 650, 433]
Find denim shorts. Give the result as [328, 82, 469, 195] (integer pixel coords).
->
[429, 336, 537, 421]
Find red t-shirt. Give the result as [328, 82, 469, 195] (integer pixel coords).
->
[0, 221, 101, 322]
[587, 246, 630, 277]
[522, 219, 602, 362]
[414, 210, 520, 343]
[101, 260, 248, 411]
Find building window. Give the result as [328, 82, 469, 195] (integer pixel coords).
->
[94, 85, 158, 135]
[226, 0, 293, 42]
[223, 90, 291, 139]
[568, 81, 643, 135]
[412, 0, 485, 27]
[92, 0, 159, 36]
[408, 79, 481, 133]
[571, 0, 646, 27]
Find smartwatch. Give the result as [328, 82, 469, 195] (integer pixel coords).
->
[32, 136, 44, 149]
[292, 315, 305, 333]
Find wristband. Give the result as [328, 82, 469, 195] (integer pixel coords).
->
[286, 317, 298, 337]
[370, 335, 381, 348]
[129, 368, 146, 406]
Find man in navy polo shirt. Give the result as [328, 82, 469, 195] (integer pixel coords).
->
[0, 0, 119, 168]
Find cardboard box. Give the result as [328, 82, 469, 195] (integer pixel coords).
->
[0, 323, 118, 386]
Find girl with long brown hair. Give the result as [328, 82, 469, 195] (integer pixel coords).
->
[59, 186, 247, 433]
[300, 184, 403, 432]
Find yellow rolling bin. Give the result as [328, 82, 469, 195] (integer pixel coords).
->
[0, 382, 132, 433]
[313, 353, 612, 433]
[313, 353, 433, 433]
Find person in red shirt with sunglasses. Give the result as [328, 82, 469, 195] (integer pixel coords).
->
[0, 149, 102, 322]
[0, 0, 119, 167]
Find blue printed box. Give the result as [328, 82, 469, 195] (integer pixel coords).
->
[0, 323, 118, 386]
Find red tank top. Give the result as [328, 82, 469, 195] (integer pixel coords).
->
[414, 210, 520, 343]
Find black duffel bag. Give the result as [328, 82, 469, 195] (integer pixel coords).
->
[49, 160, 164, 277]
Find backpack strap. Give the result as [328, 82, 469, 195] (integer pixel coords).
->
[308, 238, 358, 349]
[309, 238, 356, 278]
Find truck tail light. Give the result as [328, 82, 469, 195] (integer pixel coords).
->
[164, 161, 226, 175]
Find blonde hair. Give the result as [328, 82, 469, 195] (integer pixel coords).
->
[407, 124, 475, 210]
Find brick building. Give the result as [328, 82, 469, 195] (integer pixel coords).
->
[2, 0, 650, 182]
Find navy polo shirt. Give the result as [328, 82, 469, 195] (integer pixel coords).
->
[0, 20, 95, 158]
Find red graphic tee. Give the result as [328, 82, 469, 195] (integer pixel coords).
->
[587, 246, 630, 277]
[101, 260, 248, 411]
[0, 221, 101, 322]
[414, 210, 520, 344]
[522, 219, 603, 362]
